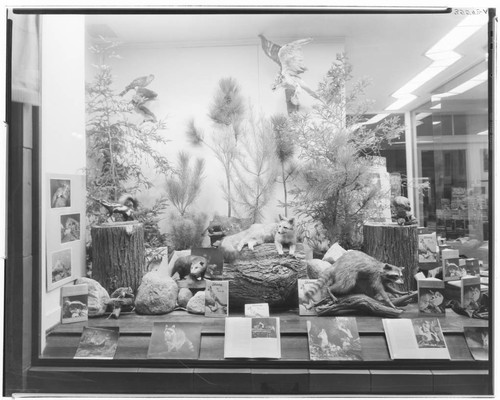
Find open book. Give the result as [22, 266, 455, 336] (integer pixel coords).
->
[224, 317, 281, 359]
[74, 327, 119, 359]
[383, 318, 450, 359]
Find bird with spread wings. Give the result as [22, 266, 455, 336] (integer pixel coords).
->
[258, 34, 319, 111]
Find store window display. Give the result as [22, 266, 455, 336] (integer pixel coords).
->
[4, 8, 493, 396]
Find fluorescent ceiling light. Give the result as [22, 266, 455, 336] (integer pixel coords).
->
[362, 113, 390, 125]
[476, 130, 488, 135]
[435, 70, 488, 98]
[385, 15, 487, 112]
[430, 103, 441, 110]
[415, 112, 432, 121]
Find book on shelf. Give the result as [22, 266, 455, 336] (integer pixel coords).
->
[418, 232, 438, 265]
[147, 322, 201, 359]
[191, 247, 224, 279]
[74, 327, 119, 359]
[205, 280, 229, 317]
[463, 326, 489, 361]
[298, 279, 322, 316]
[465, 258, 480, 276]
[244, 303, 270, 318]
[61, 283, 89, 324]
[224, 317, 281, 359]
[306, 317, 362, 361]
[383, 317, 450, 359]
[417, 278, 445, 315]
[443, 257, 465, 282]
[461, 276, 482, 311]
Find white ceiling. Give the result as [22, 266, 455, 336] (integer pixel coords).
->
[86, 12, 489, 113]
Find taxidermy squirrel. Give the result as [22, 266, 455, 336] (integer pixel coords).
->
[92, 194, 138, 222]
[305, 250, 407, 309]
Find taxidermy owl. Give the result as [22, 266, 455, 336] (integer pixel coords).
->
[119, 74, 155, 96]
[258, 34, 319, 109]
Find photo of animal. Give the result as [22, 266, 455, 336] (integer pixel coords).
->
[170, 255, 207, 281]
[251, 318, 277, 338]
[412, 318, 446, 348]
[304, 250, 406, 309]
[205, 281, 228, 316]
[147, 322, 201, 359]
[463, 285, 481, 311]
[62, 295, 88, 320]
[418, 289, 445, 314]
[51, 249, 72, 283]
[50, 179, 71, 208]
[60, 213, 81, 243]
[74, 327, 120, 359]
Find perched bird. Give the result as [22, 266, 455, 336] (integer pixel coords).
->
[134, 103, 157, 123]
[91, 194, 138, 221]
[258, 34, 318, 110]
[131, 87, 158, 104]
[119, 74, 155, 96]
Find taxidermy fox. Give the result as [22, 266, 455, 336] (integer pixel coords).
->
[220, 215, 297, 260]
[305, 250, 406, 309]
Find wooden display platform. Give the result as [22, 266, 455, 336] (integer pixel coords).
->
[33, 304, 491, 395]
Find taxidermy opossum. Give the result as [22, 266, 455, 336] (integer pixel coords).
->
[171, 255, 207, 281]
[305, 250, 406, 309]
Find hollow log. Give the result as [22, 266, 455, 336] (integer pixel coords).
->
[314, 294, 404, 318]
[363, 222, 419, 291]
[222, 243, 307, 310]
[91, 221, 145, 294]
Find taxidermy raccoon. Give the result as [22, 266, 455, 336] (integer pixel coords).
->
[305, 250, 406, 309]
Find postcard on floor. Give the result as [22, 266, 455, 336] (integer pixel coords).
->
[307, 317, 363, 361]
[74, 327, 120, 359]
[147, 322, 201, 359]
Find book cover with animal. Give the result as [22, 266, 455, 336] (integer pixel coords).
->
[191, 247, 224, 279]
[244, 303, 269, 318]
[61, 284, 89, 324]
[464, 327, 489, 361]
[383, 318, 450, 359]
[307, 317, 362, 361]
[147, 322, 201, 359]
[465, 258, 480, 276]
[461, 276, 481, 311]
[443, 257, 465, 281]
[224, 317, 281, 358]
[298, 279, 322, 315]
[304, 250, 406, 309]
[418, 232, 438, 265]
[74, 327, 119, 359]
[417, 278, 445, 315]
[205, 280, 229, 317]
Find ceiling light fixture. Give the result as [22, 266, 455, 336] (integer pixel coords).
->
[385, 15, 487, 112]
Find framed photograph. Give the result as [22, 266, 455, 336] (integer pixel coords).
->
[48, 248, 73, 290]
[60, 213, 81, 243]
[50, 178, 71, 208]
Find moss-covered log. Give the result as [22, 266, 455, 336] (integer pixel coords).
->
[222, 243, 307, 309]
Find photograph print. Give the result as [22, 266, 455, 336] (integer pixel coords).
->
[147, 322, 201, 359]
[418, 288, 445, 314]
[412, 318, 447, 349]
[61, 284, 89, 324]
[307, 317, 362, 361]
[74, 327, 120, 359]
[60, 213, 81, 243]
[50, 178, 71, 208]
[50, 248, 72, 285]
[251, 318, 278, 338]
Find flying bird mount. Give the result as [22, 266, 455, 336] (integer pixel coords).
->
[258, 34, 319, 114]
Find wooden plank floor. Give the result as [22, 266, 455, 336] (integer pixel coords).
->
[43, 303, 488, 365]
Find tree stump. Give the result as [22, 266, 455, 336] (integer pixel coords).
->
[91, 221, 145, 294]
[222, 243, 307, 310]
[363, 222, 418, 291]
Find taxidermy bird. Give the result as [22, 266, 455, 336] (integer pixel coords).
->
[131, 87, 158, 122]
[91, 194, 138, 222]
[258, 34, 319, 110]
[119, 74, 155, 96]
